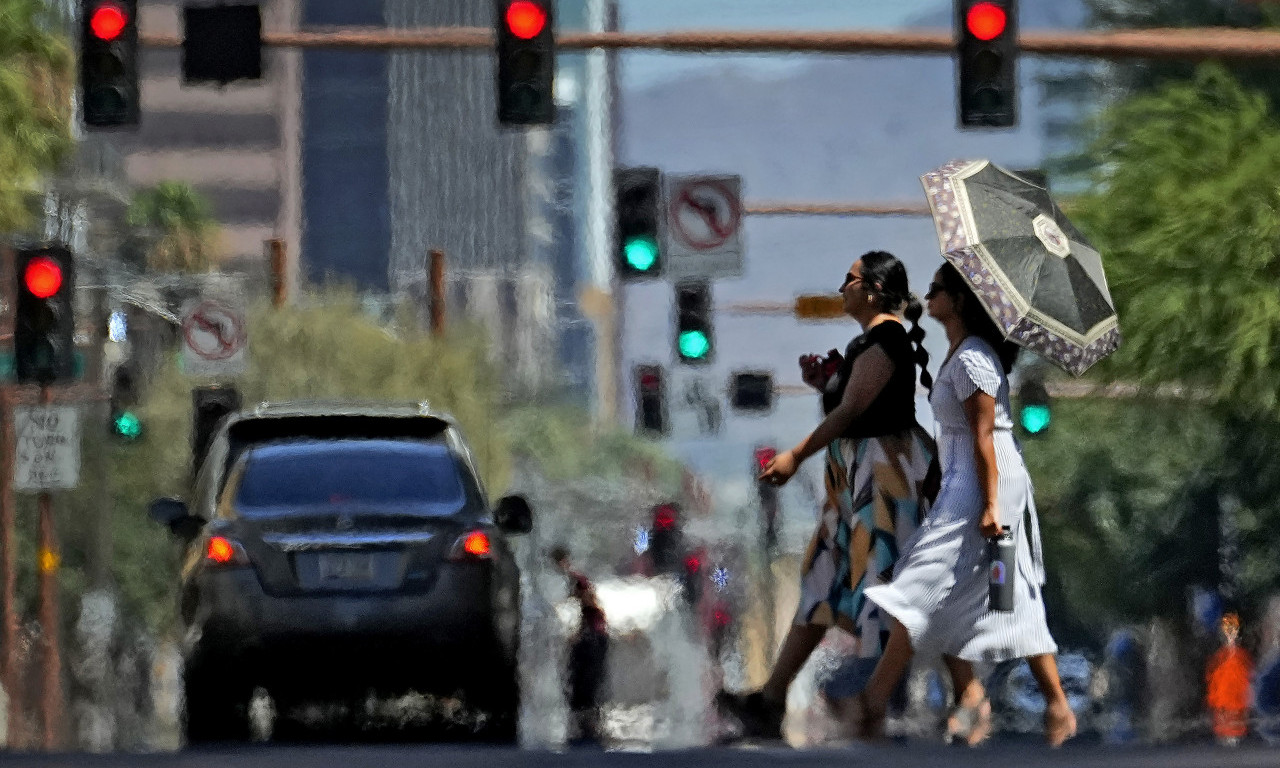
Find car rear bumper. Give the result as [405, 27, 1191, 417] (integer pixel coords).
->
[190, 562, 507, 660]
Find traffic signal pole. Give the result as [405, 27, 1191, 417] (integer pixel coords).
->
[143, 26, 1280, 60]
[35, 384, 62, 750]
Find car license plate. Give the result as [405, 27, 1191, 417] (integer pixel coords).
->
[317, 552, 374, 582]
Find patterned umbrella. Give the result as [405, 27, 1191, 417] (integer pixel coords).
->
[920, 159, 1121, 377]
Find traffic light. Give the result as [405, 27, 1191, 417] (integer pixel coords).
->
[495, 0, 555, 126]
[615, 167, 663, 280]
[182, 4, 262, 84]
[754, 446, 780, 548]
[675, 281, 713, 364]
[681, 550, 704, 606]
[109, 364, 142, 441]
[649, 502, 683, 574]
[1018, 377, 1051, 437]
[634, 364, 668, 436]
[956, 0, 1017, 128]
[731, 371, 774, 412]
[192, 385, 241, 473]
[14, 245, 75, 384]
[81, 0, 139, 128]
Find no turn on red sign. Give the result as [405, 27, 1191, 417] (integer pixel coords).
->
[181, 298, 248, 378]
[662, 174, 744, 280]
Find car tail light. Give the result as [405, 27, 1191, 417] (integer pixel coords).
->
[205, 535, 249, 567]
[449, 530, 494, 560]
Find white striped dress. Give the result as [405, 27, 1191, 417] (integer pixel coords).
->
[863, 336, 1058, 663]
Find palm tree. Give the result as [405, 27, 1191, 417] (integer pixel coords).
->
[0, 0, 74, 232]
[125, 181, 221, 272]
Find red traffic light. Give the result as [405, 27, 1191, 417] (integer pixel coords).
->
[754, 446, 777, 471]
[653, 504, 677, 530]
[23, 256, 64, 299]
[684, 554, 702, 573]
[505, 1, 548, 40]
[966, 2, 1007, 41]
[89, 2, 129, 41]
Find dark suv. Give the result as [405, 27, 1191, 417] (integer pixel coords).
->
[149, 401, 532, 743]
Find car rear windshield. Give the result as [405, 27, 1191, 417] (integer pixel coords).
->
[232, 439, 466, 513]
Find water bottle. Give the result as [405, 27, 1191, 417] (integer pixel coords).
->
[987, 525, 1016, 612]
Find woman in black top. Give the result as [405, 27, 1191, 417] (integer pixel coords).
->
[718, 251, 941, 741]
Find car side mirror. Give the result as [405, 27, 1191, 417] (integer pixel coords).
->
[495, 494, 533, 534]
[148, 497, 203, 540]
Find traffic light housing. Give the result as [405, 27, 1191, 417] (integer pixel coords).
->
[1018, 377, 1051, 437]
[680, 550, 704, 606]
[731, 371, 774, 412]
[615, 167, 663, 280]
[81, 0, 139, 128]
[182, 4, 262, 84]
[956, 0, 1017, 128]
[754, 446, 780, 548]
[192, 385, 242, 473]
[675, 281, 713, 364]
[14, 245, 76, 384]
[634, 363, 668, 436]
[649, 502, 683, 574]
[495, 0, 555, 126]
[109, 364, 142, 441]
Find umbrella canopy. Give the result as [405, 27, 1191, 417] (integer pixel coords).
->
[921, 159, 1121, 377]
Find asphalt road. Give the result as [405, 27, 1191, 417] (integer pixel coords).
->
[1, 744, 1278, 768]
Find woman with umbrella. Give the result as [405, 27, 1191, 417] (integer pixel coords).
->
[835, 261, 1075, 746]
[832, 160, 1122, 747]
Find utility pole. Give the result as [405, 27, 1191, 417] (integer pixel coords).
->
[36, 383, 61, 750]
[429, 249, 445, 338]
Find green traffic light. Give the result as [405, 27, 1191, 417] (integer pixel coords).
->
[623, 235, 659, 272]
[1020, 404, 1051, 435]
[678, 330, 711, 360]
[112, 411, 142, 440]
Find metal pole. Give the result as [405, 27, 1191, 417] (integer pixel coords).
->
[87, 288, 111, 589]
[138, 27, 1280, 60]
[745, 201, 931, 216]
[0, 386, 16, 735]
[268, 238, 287, 308]
[429, 249, 445, 338]
[36, 385, 62, 750]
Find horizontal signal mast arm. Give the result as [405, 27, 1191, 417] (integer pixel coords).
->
[139, 27, 1280, 60]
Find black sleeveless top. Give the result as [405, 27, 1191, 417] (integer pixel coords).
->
[822, 320, 918, 438]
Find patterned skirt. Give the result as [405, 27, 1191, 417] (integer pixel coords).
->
[793, 425, 939, 656]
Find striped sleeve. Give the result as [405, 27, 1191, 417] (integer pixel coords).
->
[952, 343, 1002, 400]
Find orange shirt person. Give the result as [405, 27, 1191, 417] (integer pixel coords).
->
[1206, 613, 1253, 745]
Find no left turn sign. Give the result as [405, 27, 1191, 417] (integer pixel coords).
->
[181, 298, 247, 377]
[662, 173, 744, 280]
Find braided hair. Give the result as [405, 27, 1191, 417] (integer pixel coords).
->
[936, 261, 1020, 374]
[858, 250, 933, 392]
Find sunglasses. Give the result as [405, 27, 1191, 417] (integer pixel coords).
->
[840, 272, 865, 292]
[924, 282, 946, 299]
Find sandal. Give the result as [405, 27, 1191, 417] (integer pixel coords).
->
[715, 690, 784, 741]
[943, 696, 992, 746]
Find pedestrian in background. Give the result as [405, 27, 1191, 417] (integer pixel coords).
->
[1206, 612, 1253, 746]
[550, 545, 609, 746]
[718, 250, 939, 741]
[839, 262, 1076, 747]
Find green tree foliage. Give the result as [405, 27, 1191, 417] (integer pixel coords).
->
[0, 0, 73, 231]
[1073, 65, 1280, 416]
[125, 182, 220, 272]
